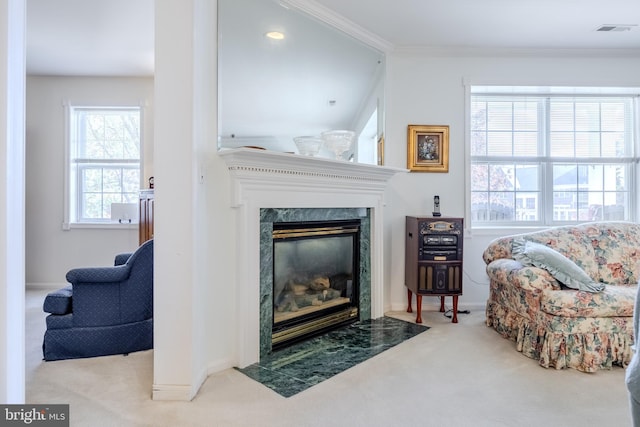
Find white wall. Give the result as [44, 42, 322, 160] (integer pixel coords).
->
[25, 76, 154, 286]
[382, 51, 640, 313]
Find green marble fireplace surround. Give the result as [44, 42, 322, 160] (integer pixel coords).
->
[259, 208, 372, 357]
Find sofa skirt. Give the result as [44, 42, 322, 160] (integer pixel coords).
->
[486, 300, 633, 372]
[42, 318, 153, 361]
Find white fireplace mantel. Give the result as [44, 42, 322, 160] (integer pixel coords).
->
[219, 148, 407, 367]
[219, 148, 406, 207]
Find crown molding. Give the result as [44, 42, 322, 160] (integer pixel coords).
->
[392, 45, 640, 58]
[278, 0, 395, 53]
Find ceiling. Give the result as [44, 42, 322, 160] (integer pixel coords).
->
[26, 0, 640, 77]
[26, 0, 154, 76]
[314, 0, 640, 51]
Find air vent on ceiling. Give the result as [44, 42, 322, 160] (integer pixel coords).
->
[596, 24, 637, 32]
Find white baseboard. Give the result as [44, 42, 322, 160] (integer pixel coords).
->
[388, 301, 486, 313]
[207, 357, 235, 376]
[152, 384, 195, 401]
[26, 282, 68, 290]
[152, 364, 211, 401]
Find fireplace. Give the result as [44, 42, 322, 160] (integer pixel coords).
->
[219, 148, 406, 367]
[271, 219, 361, 349]
[260, 208, 370, 357]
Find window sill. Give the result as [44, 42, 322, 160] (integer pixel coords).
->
[62, 222, 138, 231]
[467, 225, 547, 238]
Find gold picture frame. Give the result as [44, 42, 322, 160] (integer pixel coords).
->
[377, 134, 385, 166]
[407, 125, 449, 172]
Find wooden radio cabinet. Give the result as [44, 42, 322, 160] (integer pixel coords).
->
[139, 189, 154, 245]
[405, 216, 463, 323]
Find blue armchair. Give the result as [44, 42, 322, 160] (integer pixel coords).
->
[42, 239, 154, 361]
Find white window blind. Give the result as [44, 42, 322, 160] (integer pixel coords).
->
[469, 89, 636, 226]
[65, 106, 141, 227]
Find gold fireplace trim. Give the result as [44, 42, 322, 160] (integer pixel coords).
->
[273, 225, 359, 239]
[272, 307, 358, 346]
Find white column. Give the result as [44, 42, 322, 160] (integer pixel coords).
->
[153, 0, 218, 401]
[0, 0, 25, 404]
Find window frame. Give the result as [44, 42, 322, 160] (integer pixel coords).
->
[465, 86, 639, 229]
[63, 103, 143, 230]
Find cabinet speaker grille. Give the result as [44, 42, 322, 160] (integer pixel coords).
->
[418, 263, 461, 293]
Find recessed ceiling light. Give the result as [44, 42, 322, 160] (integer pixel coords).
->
[265, 31, 285, 40]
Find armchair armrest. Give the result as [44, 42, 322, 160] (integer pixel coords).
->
[43, 285, 73, 315]
[486, 258, 561, 292]
[114, 252, 133, 266]
[66, 265, 130, 284]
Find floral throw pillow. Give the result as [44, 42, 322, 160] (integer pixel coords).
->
[512, 238, 604, 293]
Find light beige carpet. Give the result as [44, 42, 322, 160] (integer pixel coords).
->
[26, 289, 631, 427]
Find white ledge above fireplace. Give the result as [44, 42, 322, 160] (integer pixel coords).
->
[219, 148, 406, 207]
[219, 147, 407, 367]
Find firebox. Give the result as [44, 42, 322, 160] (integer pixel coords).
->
[271, 219, 360, 349]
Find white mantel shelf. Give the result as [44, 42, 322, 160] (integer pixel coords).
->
[219, 147, 406, 367]
[219, 148, 407, 204]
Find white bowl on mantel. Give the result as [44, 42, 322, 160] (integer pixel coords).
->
[293, 136, 324, 156]
[321, 130, 356, 160]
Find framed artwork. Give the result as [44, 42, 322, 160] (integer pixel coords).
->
[377, 134, 385, 166]
[407, 125, 449, 172]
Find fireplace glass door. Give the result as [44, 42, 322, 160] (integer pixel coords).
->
[272, 219, 360, 348]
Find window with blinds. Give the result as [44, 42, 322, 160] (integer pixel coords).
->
[469, 89, 636, 226]
[66, 106, 141, 226]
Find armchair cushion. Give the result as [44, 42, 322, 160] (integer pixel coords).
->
[540, 286, 636, 318]
[43, 285, 73, 315]
[512, 238, 604, 293]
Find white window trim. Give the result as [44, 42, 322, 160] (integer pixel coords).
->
[62, 101, 145, 230]
[464, 84, 640, 231]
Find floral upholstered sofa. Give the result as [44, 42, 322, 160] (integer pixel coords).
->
[483, 221, 640, 372]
